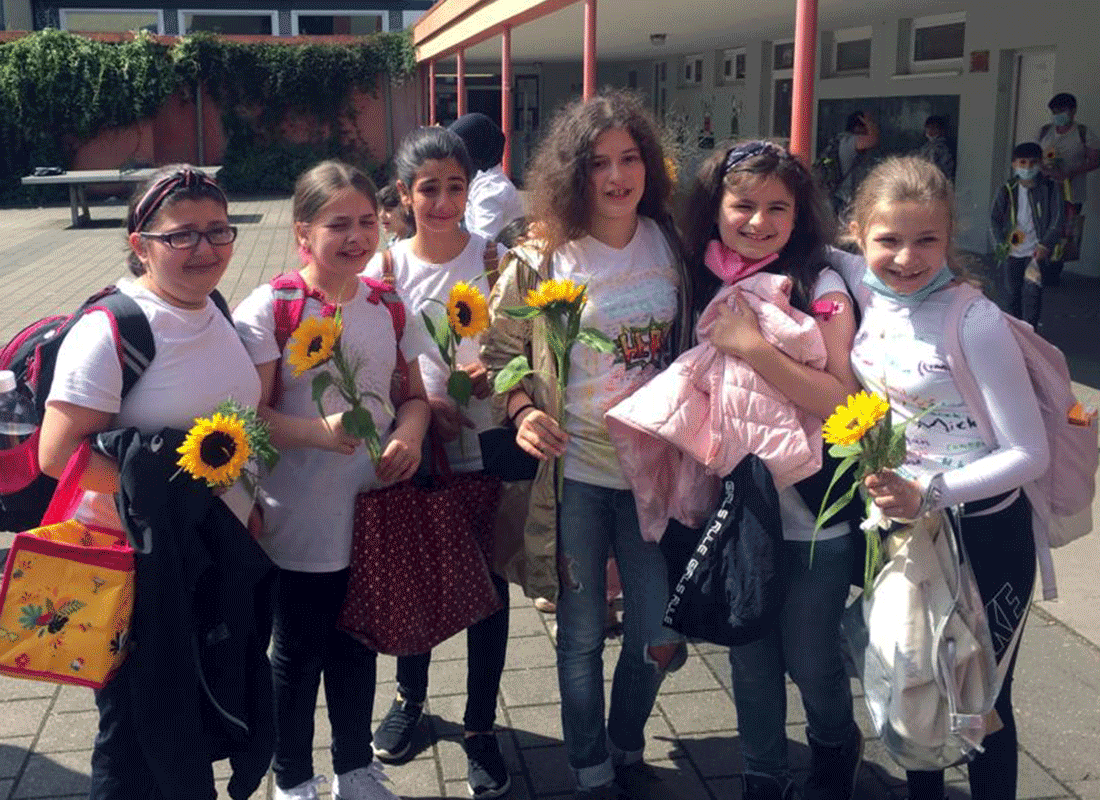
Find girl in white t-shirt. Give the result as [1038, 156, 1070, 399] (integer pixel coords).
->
[362, 127, 513, 798]
[846, 157, 1047, 800]
[481, 90, 693, 797]
[40, 166, 262, 799]
[681, 141, 864, 800]
[233, 161, 430, 800]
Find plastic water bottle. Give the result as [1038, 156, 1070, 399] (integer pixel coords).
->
[0, 370, 36, 450]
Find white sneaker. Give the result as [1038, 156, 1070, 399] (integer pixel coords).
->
[333, 762, 400, 800]
[274, 775, 327, 800]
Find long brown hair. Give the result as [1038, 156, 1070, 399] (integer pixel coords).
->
[525, 89, 676, 255]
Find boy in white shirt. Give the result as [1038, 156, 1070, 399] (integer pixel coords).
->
[448, 113, 524, 240]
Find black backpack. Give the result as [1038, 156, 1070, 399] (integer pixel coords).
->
[0, 286, 230, 532]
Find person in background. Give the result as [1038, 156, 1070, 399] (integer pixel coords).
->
[1036, 92, 1100, 286]
[378, 183, 413, 247]
[916, 115, 955, 180]
[834, 110, 879, 217]
[990, 142, 1064, 329]
[448, 112, 525, 241]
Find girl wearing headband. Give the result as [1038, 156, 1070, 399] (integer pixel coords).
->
[681, 141, 864, 800]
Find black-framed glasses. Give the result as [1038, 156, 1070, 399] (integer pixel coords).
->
[139, 226, 238, 250]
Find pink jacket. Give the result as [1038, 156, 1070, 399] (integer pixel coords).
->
[605, 272, 827, 542]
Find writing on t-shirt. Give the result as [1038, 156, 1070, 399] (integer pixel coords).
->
[613, 317, 673, 372]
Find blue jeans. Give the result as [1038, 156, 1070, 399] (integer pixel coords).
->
[727, 535, 856, 779]
[556, 478, 682, 789]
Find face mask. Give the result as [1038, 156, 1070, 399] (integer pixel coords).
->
[1052, 112, 1071, 127]
[1014, 166, 1040, 181]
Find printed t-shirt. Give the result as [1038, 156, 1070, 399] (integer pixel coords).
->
[233, 279, 430, 572]
[47, 278, 261, 529]
[555, 216, 679, 489]
[363, 235, 505, 473]
[1010, 184, 1039, 258]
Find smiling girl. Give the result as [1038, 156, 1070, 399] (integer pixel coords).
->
[481, 91, 693, 799]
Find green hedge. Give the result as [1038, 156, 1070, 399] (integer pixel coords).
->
[0, 29, 415, 203]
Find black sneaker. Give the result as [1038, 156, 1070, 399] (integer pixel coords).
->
[803, 723, 863, 800]
[742, 773, 795, 800]
[371, 698, 423, 763]
[462, 734, 511, 798]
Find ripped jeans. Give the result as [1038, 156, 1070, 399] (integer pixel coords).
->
[556, 478, 682, 789]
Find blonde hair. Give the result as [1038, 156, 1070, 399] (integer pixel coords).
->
[849, 156, 955, 243]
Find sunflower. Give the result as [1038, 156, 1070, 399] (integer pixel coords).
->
[1044, 148, 1058, 162]
[525, 278, 585, 309]
[177, 413, 252, 486]
[1009, 228, 1025, 246]
[822, 391, 890, 446]
[286, 316, 341, 377]
[446, 282, 489, 338]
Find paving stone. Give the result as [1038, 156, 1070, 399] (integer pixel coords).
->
[521, 743, 574, 796]
[50, 685, 96, 714]
[1068, 779, 1100, 800]
[34, 711, 98, 754]
[12, 750, 90, 798]
[659, 653, 723, 693]
[0, 739, 31, 780]
[503, 705, 562, 750]
[1, 699, 51, 738]
[0, 678, 54, 703]
[501, 636, 557, 671]
[0, 779, 12, 800]
[658, 689, 736, 735]
[508, 606, 551, 639]
[499, 666, 559, 707]
[677, 736, 741, 779]
[384, 752, 442, 796]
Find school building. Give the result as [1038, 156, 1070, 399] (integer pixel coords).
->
[412, 0, 1100, 276]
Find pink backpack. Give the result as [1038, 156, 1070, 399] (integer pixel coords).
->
[944, 283, 1097, 597]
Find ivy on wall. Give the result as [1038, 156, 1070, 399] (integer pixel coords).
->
[0, 28, 415, 203]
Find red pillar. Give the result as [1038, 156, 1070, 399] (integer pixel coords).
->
[501, 28, 513, 178]
[790, 0, 818, 163]
[457, 49, 467, 117]
[583, 0, 596, 101]
[429, 60, 437, 125]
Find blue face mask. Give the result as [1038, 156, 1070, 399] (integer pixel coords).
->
[862, 262, 955, 306]
[1052, 111, 1071, 127]
[1014, 165, 1040, 181]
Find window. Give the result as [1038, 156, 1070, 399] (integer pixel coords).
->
[911, 12, 965, 69]
[721, 47, 746, 83]
[833, 26, 871, 74]
[683, 54, 704, 85]
[179, 10, 276, 35]
[773, 40, 795, 71]
[59, 9, 162, 33]
[292, 12, 384, 35]
[770, 39, 793, 137]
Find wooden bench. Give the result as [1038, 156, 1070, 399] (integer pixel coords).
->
[21, 166, 223, 228]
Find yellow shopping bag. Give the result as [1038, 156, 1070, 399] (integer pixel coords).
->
[0, 442, 134, 689]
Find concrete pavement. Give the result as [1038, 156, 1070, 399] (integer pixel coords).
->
[1, 196, 1098, 799]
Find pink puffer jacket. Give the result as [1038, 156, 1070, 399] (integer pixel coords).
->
[605, 272, 827, 542]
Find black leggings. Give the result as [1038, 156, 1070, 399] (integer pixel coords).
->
[394, 572, 510, 732]
[906, 491, 1036, 800]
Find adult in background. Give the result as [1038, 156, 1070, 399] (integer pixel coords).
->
[1037, 92, 1100, 286]
[448, 112, 524, 241]
[834, 110, 879, 217]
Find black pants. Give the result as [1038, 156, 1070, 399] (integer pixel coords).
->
[394, 572, 510, 732]
[906, 492, 1036, 800]
[1042, 201, 1082, 286]
[270, 568, 377, 790]
[1001, 256, 1044, 328]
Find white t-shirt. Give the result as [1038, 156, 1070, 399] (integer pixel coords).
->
[466, 166, 524, 241]
[555, 217, 680, 489]
[1010, 184, 1039, 258]
[776, 268, 852, 542]
[363, 235, 504, 473]
[1038, 121, 1100, 204]
[233, 279, 431, 572]
[47, 279, 261, 529]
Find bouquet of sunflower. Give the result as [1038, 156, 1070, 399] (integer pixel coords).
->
[813, 391, 933, 593]
[421, 281, 490, 408]
[494, 277, 616, 492]
[285, 309, 389, 465]
[177, 399, 278, 495]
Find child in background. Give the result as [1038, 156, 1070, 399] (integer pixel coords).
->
[990, 142, 1064, 329]
[916, 115, 955, 180]
[378, 183, 413, 247]
[683, 141, 864, 800]
[234, 160, 432, 800]
[848, 156, 1048, 800]
[448, 112, 524, 240]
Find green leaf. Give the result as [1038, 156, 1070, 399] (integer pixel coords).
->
[342, 405, 378, 441]
[501, 306, 542, 320]
[816, 481, 861, 532]
[577, 327, 617, 354]
[827, 442, 861, 458]
[311, 370, 334, 405]
[493, 355, 533, 393]
[447, 370, 473, 407]
[886, 427, 908, 467]
[813, 453, 859, 531]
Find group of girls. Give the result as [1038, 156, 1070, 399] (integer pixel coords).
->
[38, 85, 1045, 800]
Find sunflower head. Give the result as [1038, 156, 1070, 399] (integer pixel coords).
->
[177, 412, 252, 487]
[1009, 228, 1025, 246]
[525, 278, 586, 310]
[286, 315, 341, 377]
[822, 391, 890, 446]
[446, 281, 489, 338]
[1044, 149, 1058, 161]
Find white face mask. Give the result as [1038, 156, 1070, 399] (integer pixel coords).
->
[1014, 166, 1040, 181]
[1052, 111, 1071, 127]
